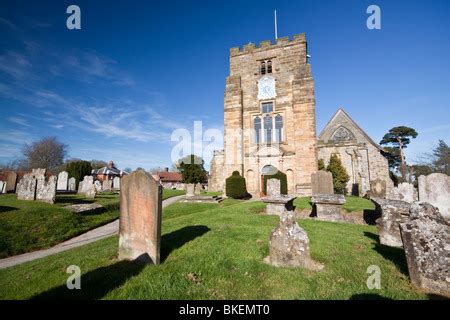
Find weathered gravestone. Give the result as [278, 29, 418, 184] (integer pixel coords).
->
[113, 177, 120, 190]
[32, 168, 46, 179]
[102, 179, 112, 192]
[6, 172, 18, 192]
[388, 182, 418, 203]
[94, 180, 102, 192]
[264, 210, 324, 271]
[56, 171, 69, 191]
[186, 184, 195, 197]
[311, 171, 334, 195]
[194, 183, 202, 195]
[267, 178, 281, 197]
[68, 177, 76, 191]
[85, 184, 97, 199]
[311, 194, 346, 222]
[400, 202, 450, 297]
[418, 173, 450, 219]
[118, 170, 162, 264]
[78, 176, 94, 196]
[372, 198, 411, 247]
[16, 174, 37, 201]
[0, 181, 6, 194]
[262, 195, 296, 216]
[36, 176, 57, 204]
[369, 179, 387, 198]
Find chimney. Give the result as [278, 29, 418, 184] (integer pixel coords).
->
[165, 167, 169, 172]
[108, 161, 114, 169]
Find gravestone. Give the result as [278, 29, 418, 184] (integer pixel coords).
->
[6, 172, 18, 192]
[78, 176, 94, 195]
[102, 179, 112, 192]
[32, 168, 46, 179]
[418, 173, 450, 218]
[311, 171, 334, 195]
[369, 179, 386, 198]
[94, 180, 102, 192]
[85, 184, 97, 199]
[16, 174, 37, 201]
[194, 183, 202, 195]
[372, 198, 411, 247]
[388, 182, 418, 203]
[113, 177, 121, 190]
[0, 181, 6, 194]
[264, 210, 324, 271]
[118, 170, 162, 264]
[68, 177, 76, 191]
[400, 202, 450, 297]
[311, 194, 346, 222]
[267, 178, 281, 197]
[56, 171, 69, 191]
[262, 195, 296, 216]
[186, 184, 195, 197]
[36, 176, 57, 204]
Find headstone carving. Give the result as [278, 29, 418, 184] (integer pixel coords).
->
[400, 202, 450, 297]
[118, 170, 162, 264]
[311, 171, 334, 195]
[372, 198, 411, 247]
[56, 171, 69, 191]
[418, 173, 450, 218]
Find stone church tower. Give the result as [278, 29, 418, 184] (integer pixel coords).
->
[209, 34, 318, 197]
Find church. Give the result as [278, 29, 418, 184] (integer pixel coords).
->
[209, 33, 392, 198]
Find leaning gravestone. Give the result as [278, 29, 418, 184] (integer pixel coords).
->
[0, 181, 6, 194]
[94, 180, 102, 192]
[68, 177, 76, 191]
[369, 179, 387, 198]
[36, 176, 57, 204]
[388, 182, 418, 203]
[113, 177, 120, 190]
[16, 173, 37, 201]
[102, 179, 112, 192]
[56, 171, 69, 191]
[372, 198, 411, 247]
[6, 172, 18, 192]
[400, 202, 450, 297]
[78, 176, 94, 195]
[311, 171, 334, 195]
[418, 173, 450, 219]
[118, 170, 162, 264]
[267, 178, 281, 197]
[264, 210, 324, 271]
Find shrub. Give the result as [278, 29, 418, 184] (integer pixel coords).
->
[263, 170, 288, 195]
[225, 171, 247, 199]
[318, 159, 325, 171]
[327, 154, 349, 194]
[66, 160, 92, 188]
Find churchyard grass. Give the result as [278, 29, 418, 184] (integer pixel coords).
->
[294, 196, 375, 212]
[0, 189, 184, 259]
[0, 200, 427, 300]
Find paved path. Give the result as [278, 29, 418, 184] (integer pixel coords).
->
[0, 195, 185, 270]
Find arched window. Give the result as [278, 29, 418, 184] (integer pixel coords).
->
[267, 60, 272, 73]
[254, 116, 261, 144]
[275, 114, 283, 142]
[260, 61, 266, 75]
[264, 114, 272, 143]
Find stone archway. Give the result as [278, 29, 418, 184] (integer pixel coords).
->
[260, 165, 279, 196]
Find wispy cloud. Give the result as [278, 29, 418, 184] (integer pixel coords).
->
[7, 116, 31, 127]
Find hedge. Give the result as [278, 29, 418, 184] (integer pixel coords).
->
[263, 170, 288, 195]
[225, 171, 247, 199]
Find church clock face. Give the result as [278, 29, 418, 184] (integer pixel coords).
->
[257, 76, 276, 100]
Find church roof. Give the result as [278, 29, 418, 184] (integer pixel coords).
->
[318, 108, 383, 150]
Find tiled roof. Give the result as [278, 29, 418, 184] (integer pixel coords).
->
[156, 171, 182, 182]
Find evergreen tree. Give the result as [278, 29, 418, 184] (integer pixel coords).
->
[66, 160, 92, 188]
[178, 154, 208, 184]
[327, 154, 350, 194]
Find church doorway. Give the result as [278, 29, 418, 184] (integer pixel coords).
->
[260, 165, 279, 197]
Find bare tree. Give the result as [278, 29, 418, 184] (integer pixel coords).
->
[22, 137, 68, 171]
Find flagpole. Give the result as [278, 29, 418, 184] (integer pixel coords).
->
[274, 10, 278, 40]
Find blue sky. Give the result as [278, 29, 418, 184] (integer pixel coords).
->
[0, 0, 449, 170]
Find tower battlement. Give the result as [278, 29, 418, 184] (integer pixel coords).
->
[230, 33, 306, 57]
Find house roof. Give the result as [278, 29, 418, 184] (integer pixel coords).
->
[318, 108, 383, 150]
[156, 171, 182, 182]
[92, 166, 128, 176]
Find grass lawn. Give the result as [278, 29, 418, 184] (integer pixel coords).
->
[162, 189, 185, 200]
[0, 199, 428, 300]
[0, 189, 185, 259]
[294, 196, 375, 212]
